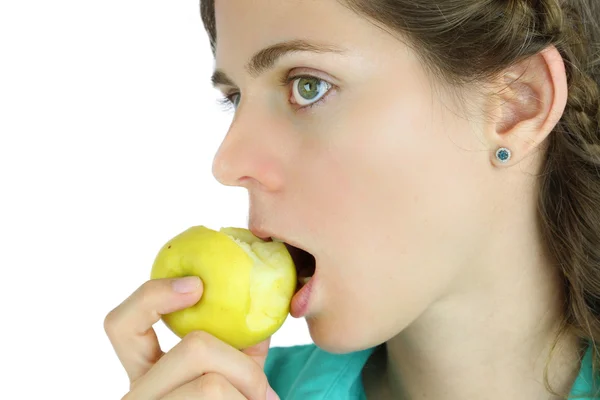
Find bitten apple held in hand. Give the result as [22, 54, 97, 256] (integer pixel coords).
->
[150, 225, 297, 350]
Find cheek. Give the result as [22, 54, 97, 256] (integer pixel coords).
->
[295, 82, 490, 282]
[300, 88, 457, 239]
[331, 84, 487, 232]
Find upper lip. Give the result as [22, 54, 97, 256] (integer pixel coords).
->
[249, 225, 311, 254]
[249, 225, 317, 277]
[249, 225, 273, 241]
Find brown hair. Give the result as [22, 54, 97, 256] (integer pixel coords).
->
[200, 0, 600, 397]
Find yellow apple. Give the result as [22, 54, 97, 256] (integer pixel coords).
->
[150, 225, 297, 349]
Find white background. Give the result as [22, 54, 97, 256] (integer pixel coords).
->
[0, 1, 312, 398]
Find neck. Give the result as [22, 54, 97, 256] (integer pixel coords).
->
[365, 202, 585, 399]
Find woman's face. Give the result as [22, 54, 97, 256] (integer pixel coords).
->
[211, 0, 500, 353]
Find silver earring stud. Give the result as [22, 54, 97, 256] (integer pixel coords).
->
[495, 147, 512, 163]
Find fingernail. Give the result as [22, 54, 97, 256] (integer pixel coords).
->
[267, 386, 278, 400]
[171, 276, 201, 293]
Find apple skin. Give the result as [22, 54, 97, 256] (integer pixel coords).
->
[150, 225, 297, 349]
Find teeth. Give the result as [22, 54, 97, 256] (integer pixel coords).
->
[299, 276, 312, 285]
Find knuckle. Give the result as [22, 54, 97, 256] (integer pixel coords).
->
[196, 373, 228, 398]
[103, 279, 157, 338]
[103, 307, 120, 337]
[182, 330, 213, 355]
[137, 279, 158, 305]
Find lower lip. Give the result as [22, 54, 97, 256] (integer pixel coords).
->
[290, 273, 315, 318]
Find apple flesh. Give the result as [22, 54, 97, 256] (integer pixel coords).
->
[150, 225, 297, 349]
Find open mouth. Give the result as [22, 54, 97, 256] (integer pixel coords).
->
[283, 242, 316, 289]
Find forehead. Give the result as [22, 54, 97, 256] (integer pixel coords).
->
[213, 0, 370, 63]
[211, 0, 425, 91]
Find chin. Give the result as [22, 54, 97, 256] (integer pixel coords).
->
[305, 315, 379, 354]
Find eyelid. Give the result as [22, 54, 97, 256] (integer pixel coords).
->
[217, 69, 337, 111]
[278, 68, 337, 87]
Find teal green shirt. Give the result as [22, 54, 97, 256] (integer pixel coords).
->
[265, 343, 599, 399]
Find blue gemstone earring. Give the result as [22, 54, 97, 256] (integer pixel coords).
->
[495, 147, 512, 163]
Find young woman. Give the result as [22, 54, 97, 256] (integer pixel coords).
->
[105, 0, 600, 398]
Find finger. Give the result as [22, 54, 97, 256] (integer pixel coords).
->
[241, 337, 271, 369]
[130, 331, 270, 400]
[104, 277, 203, 383]
[160, 373, 246, 400]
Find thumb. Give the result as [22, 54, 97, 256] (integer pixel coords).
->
[241, 336, 272, 369]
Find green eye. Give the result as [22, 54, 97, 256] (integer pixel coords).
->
[292, 77, 331, 106]
[298, 78, 320, 100]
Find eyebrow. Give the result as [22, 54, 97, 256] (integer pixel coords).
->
[210, 39, 346, 87]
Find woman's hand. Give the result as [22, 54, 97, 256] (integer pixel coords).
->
[104, 276, 279, 399]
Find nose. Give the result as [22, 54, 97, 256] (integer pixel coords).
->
[211, 110, 284, 191]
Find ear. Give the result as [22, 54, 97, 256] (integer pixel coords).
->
[485, 45, 568, 167]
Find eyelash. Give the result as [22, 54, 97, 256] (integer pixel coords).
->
[216, 96, 237, 112]
[216, 74, 334, 112]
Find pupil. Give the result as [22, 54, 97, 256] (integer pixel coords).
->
[299, 78, 319, 100]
